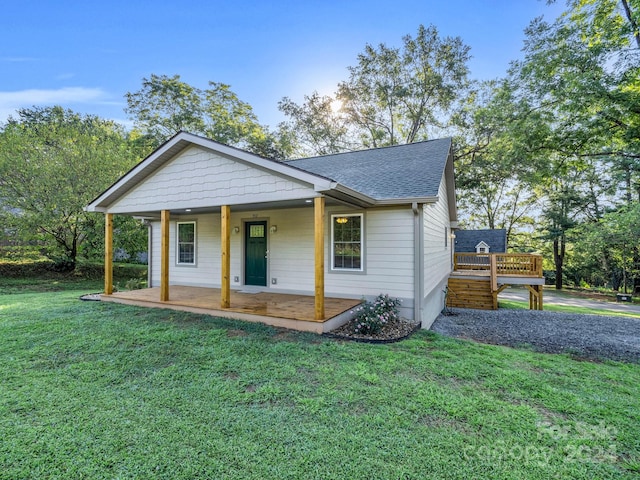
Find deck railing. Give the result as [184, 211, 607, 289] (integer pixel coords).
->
[454, 253, 543, 277]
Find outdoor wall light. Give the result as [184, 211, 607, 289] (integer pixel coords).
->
[270, 225, 277, 233]
[233, 226, 240, 234]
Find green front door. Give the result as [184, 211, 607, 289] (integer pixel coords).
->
[245, 221, 267, 286]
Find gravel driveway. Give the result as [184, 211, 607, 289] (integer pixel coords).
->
[431, 308, 640, 363]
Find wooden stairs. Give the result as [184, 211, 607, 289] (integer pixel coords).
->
[446, 253, 545, 311]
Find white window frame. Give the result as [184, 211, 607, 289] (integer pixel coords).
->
[176, 221, 197, 266]
[330, 213, 364, 272]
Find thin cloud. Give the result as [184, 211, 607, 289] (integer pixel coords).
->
[0, 57, 38, 62]
[0, 87, 107, 121]
[0, 87, 105, 104]
[55, 73, 76, 80]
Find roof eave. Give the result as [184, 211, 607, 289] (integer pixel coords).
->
[324, 184, 377, 207]
[374, 196, 439, 206]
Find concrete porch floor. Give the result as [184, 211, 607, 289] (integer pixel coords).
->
[101, 286, 362, 333]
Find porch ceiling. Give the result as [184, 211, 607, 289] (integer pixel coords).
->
[128, 196, 362, 219]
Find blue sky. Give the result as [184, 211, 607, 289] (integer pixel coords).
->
[1, 0, 564, 129]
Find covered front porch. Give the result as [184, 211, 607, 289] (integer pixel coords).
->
[102, 285, 362, 333]
[88, 132, 379, 332]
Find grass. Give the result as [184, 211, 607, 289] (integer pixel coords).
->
[1, 280, 639, 479]
[498, 298, 640, 318]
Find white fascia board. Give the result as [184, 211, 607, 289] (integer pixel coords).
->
[85, 205, 107, 212]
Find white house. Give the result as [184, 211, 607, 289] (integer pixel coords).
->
[86, 131, 457, 331]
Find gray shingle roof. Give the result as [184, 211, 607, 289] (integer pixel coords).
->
[454, 229, 507, 253]
[286, 138, 452, 200]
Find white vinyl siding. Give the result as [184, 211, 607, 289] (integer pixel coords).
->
[151, 215, 219, 287]
[424, 174, 453, 296]
[327, 207, 414, 299]
[148, 206, 414, 301]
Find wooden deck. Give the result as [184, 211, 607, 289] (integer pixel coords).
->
[101, 286, 362, 333]
[448, 253, 545, 310]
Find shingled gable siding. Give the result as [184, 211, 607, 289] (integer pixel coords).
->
[108, 146, 317, 214]
[421, 173, 452, 327]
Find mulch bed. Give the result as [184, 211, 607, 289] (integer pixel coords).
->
[325, 318, 422, 344]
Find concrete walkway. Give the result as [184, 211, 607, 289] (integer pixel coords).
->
[499, 287, 640, 316]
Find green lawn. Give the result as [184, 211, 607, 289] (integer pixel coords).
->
[1, 280, 639, 479]
[498, 298, 640, 318]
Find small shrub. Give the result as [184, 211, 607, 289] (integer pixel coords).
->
[352, 294, 402, 335]
[0, 260, 56, 277]
[124, 278, 146, 290]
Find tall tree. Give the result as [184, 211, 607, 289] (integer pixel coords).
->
[279, 25, 472, 155]
[0, 107, 142, 269]
[504, 0, 640, 288]
[126, 74, 292, 159]
[277, 92, 352, 157]
[337, 24, 471, 148]
[453, 81, 543, 242]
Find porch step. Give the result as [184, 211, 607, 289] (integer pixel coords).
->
[446, 277, 496, 310]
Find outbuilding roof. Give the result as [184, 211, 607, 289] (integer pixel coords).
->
[454, 229, 507, 253]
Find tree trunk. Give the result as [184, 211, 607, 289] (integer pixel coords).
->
[553, 235, 564, 290]
[634, 246, 640, 295]
[621, 0, 640, 49]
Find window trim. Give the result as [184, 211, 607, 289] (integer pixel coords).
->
[330, 213, 364, 272]
[176, 221, 197, 266]
[475, 241, 490, 254]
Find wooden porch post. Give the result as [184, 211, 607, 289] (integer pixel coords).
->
[104, 213, 113, 295]
[160, 210, 170, 302]
[221, 205, 231, 308]
[314, 197, 325, 320]
[489, 254, 498, 293]
[538, 285, 543, 310]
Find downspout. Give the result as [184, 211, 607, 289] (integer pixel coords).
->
[412, 203, 425, 325]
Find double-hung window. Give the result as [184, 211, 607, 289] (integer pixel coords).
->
[331, 214, 363, 271]
[177, 221, 196, 265]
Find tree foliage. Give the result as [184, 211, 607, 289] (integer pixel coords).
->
[510, 0, 640, 288]
[338, 24, 471, 147]
[0, 107, 144, 269]
[126, 74, 292, 159]
[279, 25, 471, 156]
[278, 92, 352, 157]
[453, 81, 543, 242]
